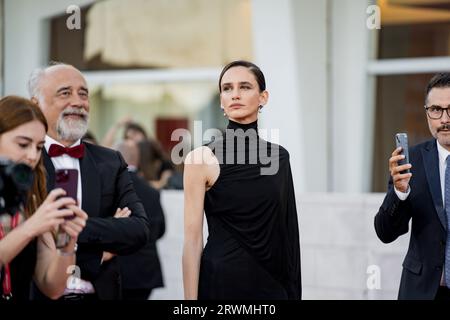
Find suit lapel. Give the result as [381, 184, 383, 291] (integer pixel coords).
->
[422, 139, 447, 230]
[80, 145, 101, 217]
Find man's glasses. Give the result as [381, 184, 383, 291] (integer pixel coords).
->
[425, 105, 450, 119]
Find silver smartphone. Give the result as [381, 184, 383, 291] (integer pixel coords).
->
[395, 133, 410, 174]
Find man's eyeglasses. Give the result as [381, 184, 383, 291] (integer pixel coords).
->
[425, 105, 450, 119]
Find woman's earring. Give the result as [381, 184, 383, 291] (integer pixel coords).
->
[221, 106, 227, 117]
[258, 105, 263, 113]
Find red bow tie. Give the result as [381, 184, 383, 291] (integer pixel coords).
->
[48, 143, 85, 158]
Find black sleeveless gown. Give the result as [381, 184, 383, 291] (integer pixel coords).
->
[198, 120, 301, 300]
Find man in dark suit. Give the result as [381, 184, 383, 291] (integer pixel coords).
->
[28, 63, 150, 300]
[375, 73, 450, 300]
[115, 140, 165, 300]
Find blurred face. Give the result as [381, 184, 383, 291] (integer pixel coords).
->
[0, 120, 46, 169]
[220, 66, 268, 124]
[125, 129, 146, 143]
[34, 65, 89, 145]
[426, 87, 450, 150]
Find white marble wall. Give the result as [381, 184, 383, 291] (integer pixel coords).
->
[151, 191, 409, 300]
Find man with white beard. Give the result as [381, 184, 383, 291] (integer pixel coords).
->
[27, 63, 150, 300]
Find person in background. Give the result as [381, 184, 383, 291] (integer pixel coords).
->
[115, 140, 166, 300]
[137, 139, 176, 190]
[101, 116, 145, 148]
[82, 130, 98, 145]
[102, 116, 135, 148]
[0, 96, 88, 300]
[102, 118, 176, 189]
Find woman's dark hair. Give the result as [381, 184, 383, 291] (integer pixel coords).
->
[425, 73, 450, 104]
[138, 138, 171, 181]
[82, 130, 98, 145]
[123, 122, 148, 141]
[218, 60, 266, 93]
[0, 96, 48, 218]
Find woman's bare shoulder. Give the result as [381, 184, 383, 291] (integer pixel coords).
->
[185, 146, 218, 166]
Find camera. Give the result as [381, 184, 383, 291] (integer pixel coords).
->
[0, 157, 34, 216]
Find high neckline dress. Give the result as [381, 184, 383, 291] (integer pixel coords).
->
[198, 119, 301, 300]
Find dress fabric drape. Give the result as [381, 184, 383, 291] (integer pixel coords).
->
[198, 119, 301, 300]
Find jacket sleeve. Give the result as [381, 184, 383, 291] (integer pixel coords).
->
[374, 178, 412, 243]
[147, 190, 165, 241]
[78, 151, 150, 255]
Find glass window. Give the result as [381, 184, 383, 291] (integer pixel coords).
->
[372, 73, 434, 192]
[378, 0, 450, 59]
[49, 0, 253, 70]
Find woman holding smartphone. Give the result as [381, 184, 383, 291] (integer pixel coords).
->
[0, 96, 88, 300]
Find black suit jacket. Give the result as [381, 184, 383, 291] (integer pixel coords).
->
[42, 142, 150, 299]
[375, 139, 446, 300]
[118, 171, 165, 291]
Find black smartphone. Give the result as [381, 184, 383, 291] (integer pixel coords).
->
[54, 169, 78, 248]
[395, 133, 410, 174]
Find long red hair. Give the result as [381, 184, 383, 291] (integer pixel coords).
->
[0, 96, 48, 218]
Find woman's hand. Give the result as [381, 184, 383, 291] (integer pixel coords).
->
[114, 207, 131, 218]
[57, 205, 88, 255]
[23, 188, 77, 238]
[117, 116, 132, 127]
[59, 204, 88, 241]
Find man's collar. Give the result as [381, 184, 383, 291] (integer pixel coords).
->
[436, 140, 450, 164]
[45, 135, 81, 152]
[127, 165, 138, 172]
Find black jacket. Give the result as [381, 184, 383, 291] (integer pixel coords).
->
[40, 142, 150, 299]
[118, 171, 165, 291]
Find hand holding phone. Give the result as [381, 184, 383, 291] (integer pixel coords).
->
[54, 169, 78, 248]
[395, 133, 410, 174]
[391, 133, 412, 193]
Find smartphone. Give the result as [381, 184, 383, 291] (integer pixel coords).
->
[395, 133, 410, 174]
[54, 169, 78, 248]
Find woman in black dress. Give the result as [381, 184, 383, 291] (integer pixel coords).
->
[183, 61, 301, 300]
[0, 96, 88, 300]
